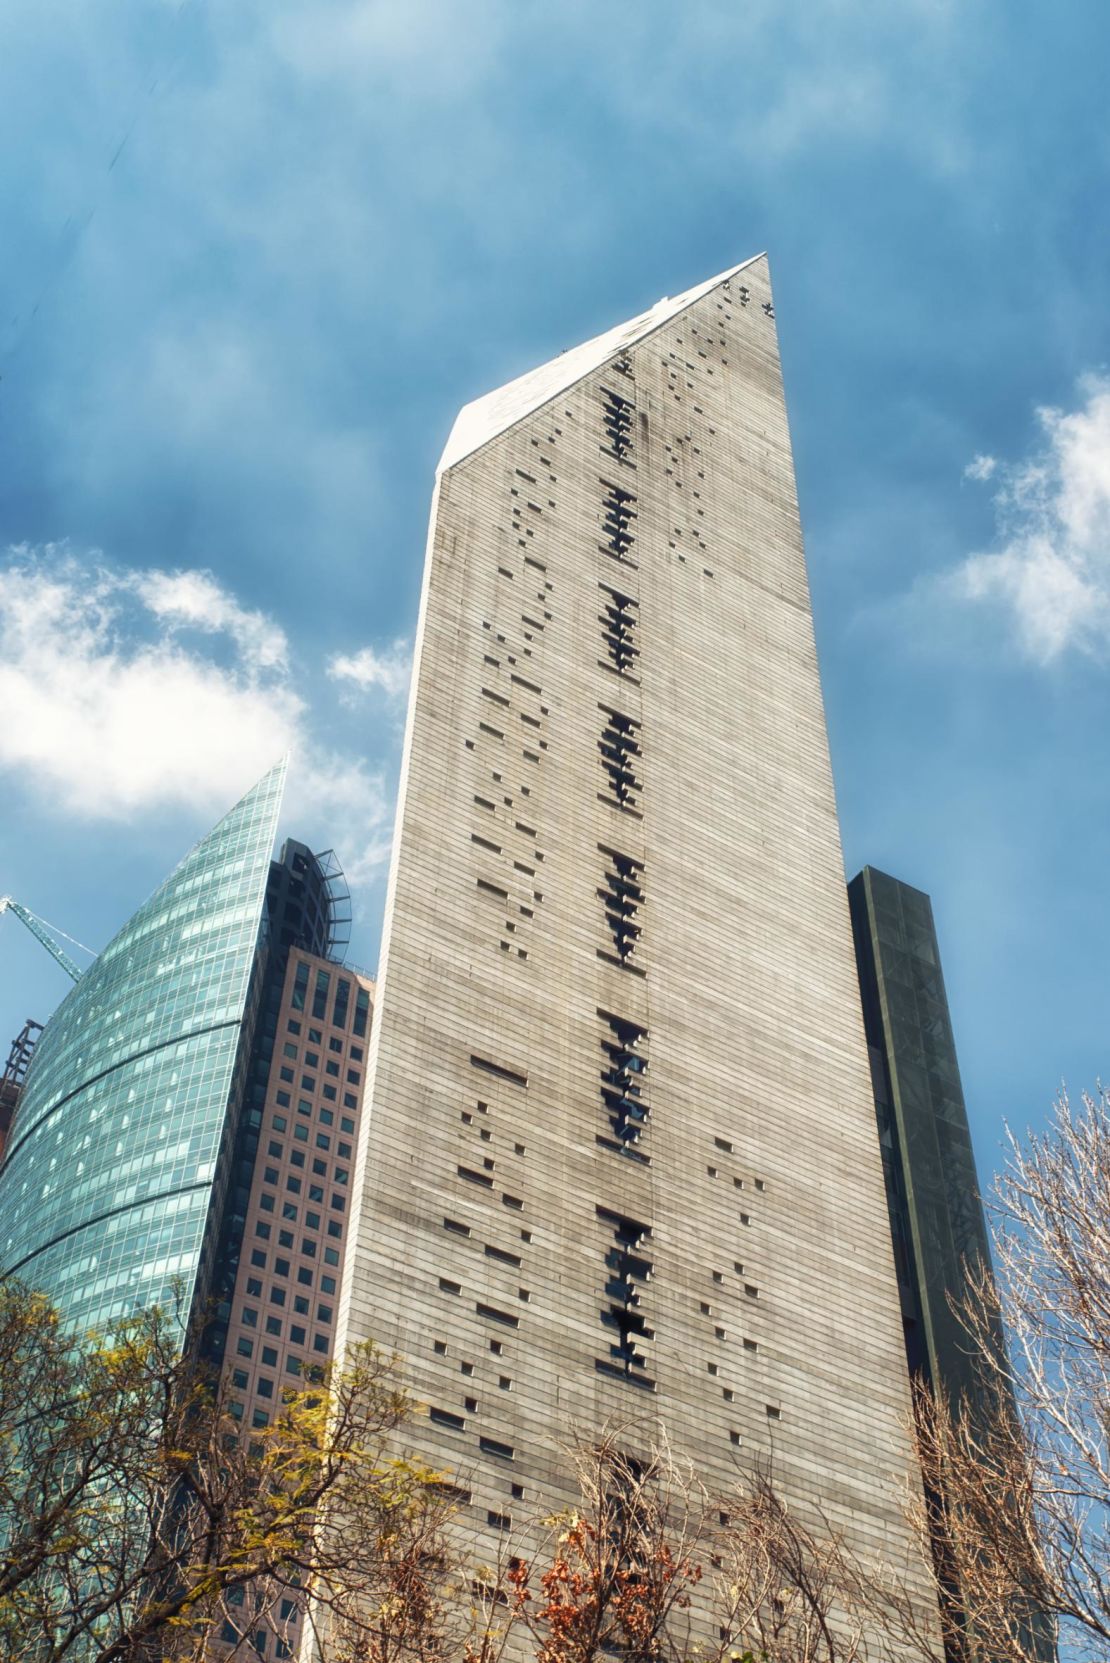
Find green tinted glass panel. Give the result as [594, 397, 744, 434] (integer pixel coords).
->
[0, 762, 286, 1336]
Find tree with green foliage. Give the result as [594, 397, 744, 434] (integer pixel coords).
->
[0, 1283, 452, 1663]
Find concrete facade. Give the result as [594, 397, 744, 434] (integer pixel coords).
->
[218, 946, 373, 1658]
[336, 256, 934, 1640]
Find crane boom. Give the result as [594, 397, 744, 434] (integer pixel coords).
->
[0, 897, 87, 983]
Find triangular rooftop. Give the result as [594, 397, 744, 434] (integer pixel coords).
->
[439, 254, 766, 474]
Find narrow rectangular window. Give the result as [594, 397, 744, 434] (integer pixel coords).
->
[476, 1302, 519, 1328]
[470, 1055, 528, 1088]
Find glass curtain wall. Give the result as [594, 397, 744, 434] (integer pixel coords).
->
[0, 761, 286, 1336]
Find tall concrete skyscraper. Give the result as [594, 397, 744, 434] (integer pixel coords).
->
[337, 256, 934, 1638]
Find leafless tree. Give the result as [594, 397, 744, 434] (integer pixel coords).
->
[498, 1428, 710, 1663]
[708, 1464, 943, 1663]
[908, 1086, 1110, 1662]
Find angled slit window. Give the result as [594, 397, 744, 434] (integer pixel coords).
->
[598, 707, 642, 813]
[596, 1205, 654, 1387]
[597, 1009, 649, 1160]
[600, 387, 634, 463]
[598, 845, 644, 967]
[599, 584, 639, 677]
[599, 479, 638, 566]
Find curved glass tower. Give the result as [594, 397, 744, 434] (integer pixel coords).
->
[0, 761, 286, 1335]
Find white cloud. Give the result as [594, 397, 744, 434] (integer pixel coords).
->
[131, 567, 289, 672]
[963, 453, 997, 482]
[940, 377, 1110, 663]
[294, 757, 393, 891]
[0, 547, 392, 886]
[327, 641, 412, 701]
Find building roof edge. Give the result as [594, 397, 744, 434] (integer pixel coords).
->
[437, 253, 767, 475]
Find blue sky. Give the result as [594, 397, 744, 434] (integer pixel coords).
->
[2, 0, 1108, 1191]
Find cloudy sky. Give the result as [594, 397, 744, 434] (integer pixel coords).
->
[2, 0, 1108, 1187]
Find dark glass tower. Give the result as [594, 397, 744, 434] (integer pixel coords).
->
[0, 774, 350, 1358]
[850, 869, 1056, 1662]
[848, 865, 992, 1402]
[0, 764, 287, 1336]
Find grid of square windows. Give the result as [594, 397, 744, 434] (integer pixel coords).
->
[221, 950, 370, 1454]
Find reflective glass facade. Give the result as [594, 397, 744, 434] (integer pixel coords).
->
[0, 762, 286, 1335]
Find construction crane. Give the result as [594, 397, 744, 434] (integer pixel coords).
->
[0, 897, 93, 983]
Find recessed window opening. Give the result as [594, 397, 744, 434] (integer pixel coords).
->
[470, 1055, 528, 1088]
[596, 1204, 654, 1386]
[476, 1302, 519, 1328]
[598, 845, 644, 965]
[430, 1408, 464, 1431]
[598, 706, 642, 813]
[597, 1009, 649, 1154]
